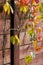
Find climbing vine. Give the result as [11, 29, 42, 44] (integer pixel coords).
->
[3, 0, 43, 65]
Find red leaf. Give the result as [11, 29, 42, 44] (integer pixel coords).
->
[35, 0, 39, 3]
[20, 0, 29, 5]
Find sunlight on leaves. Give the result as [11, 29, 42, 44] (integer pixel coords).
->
[25, 55, 32, 63]
[25, 52, 35, 64]
[11, 35, 20, 45]
[3, 2, 13, 15]
[20, 6, 28, 13]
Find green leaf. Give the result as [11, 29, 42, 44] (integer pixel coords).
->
[11, 35, 20, 45]
[11, 36, 15, 45]
[27, 29, 34, 36]
[25, 55, 32, 63]
[38, 3, 43, 12]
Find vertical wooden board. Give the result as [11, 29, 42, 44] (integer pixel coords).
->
[0, 51, 3, 65]
[0, 20, 4, 34]
[19, 32, 31, 45]
[0, 0, 5, 3]
[0, 35, 3, 50]
[4, 49, 10, 64]
[5, 34, 10, 48]
[7, 64, 11, 65]
[19, 59, 25, 65]
[14, 45, 19, 65]
[5, 20, 10, 33]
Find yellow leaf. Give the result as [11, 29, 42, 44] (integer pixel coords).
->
[20, 6, 28, 13]
[37, 15, 41, 19]
[3, 2, 13, 15]
[20, 6, 23, 12]
[8, 7, 10, 15]
[33, 40, 37, 48]
[3, 4, 8, 12]
[23, 6, 28, 13]
[15, 35, 20, 45]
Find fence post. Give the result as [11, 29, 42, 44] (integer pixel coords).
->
[10, 0, 14, 65]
